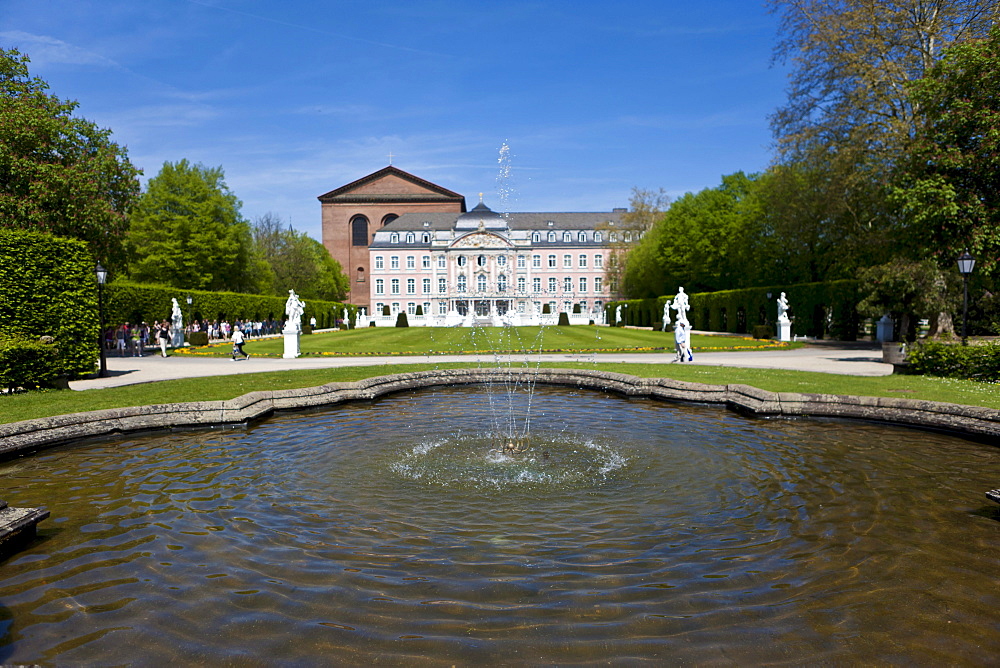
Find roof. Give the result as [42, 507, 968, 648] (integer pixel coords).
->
[380, 210, 625, 231]
[317, 165, 467, 209]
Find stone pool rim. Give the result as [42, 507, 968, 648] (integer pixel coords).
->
[3, 368, 1000, 459]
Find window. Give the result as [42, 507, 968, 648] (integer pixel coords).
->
[458, 275, 467, 293]
[406, 256, 415, 269]
[438, 302, 448, 315]
[457, 256, 467, 267]
[497, 255, 507, 267]
[381, 214, 398, 227]
[624, 232, 632, 242]
[391, 278, 400, 295]
[532, 231, 541, 243]
[437, 255, 446, 269]
[375, 256, 384, 270]
[438, 278, 447, 293]
[532, 255, 541, 268]
[405, 232, 415, 243]
[595, 254, 604, 268]
[579, 254, 587, 268]
[390, 256, 399, 270]
[407, 278, 415, 294]
[548, 277, 557, 292]
[351, 215, 369, 246]
[609, 232, 618, 242]
[392, 302, 400, 312]
[407, 302, 416, 315]
[564, 277, 572, 292]
[595, 300, 603, 312]
[563, 231, 572, 242]
[533, 277, 541, 293]
[595, 277, 603, 292]
[517, 276, 525, 292]
[548, 254, 556, 268]
[423, 302, 431, 314]
[477, 255, 487, 267]
[547, 231, 556, 242]
[422, 278, 431, 294]
[578, 231, 586, 242]
[563, 254, 572, 268]
[375, 279, 384, 295]
[421, 232, 431, 243]
[594, 231, 603, 243]
[376, 302, 384, 314]
[422, 256, 431, 269]
[390, 232, 399, 243]
[517, 255, 526, 268]
[498, 274, 507, 292]
[563, 301, 572, 313]
[579, 277, 587, 293]
[477, 274, 487, 292]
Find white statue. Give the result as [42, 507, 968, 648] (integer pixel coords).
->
[671, 287, 690, 326]
[342, 308, 349, 329]
[170, 298, 182, 329]
[662, 301, 671, 331]
[284, 289, 305, 333]
[615, 305, 622, 325]
[777, 292, 790, 324]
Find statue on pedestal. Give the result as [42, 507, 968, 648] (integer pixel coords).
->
[777, 292, 790, 324]
[671, 287, 690, 326]
[284, 289, 305, 333]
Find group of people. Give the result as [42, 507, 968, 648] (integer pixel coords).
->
[104, 322, 174, 358]
[188, 318, 283, 341]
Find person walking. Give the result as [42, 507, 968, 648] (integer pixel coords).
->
[157, 321, 170, 357]
[230, 326, 250, 361]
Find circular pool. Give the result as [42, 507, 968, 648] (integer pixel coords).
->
[1, 386, 998, 664]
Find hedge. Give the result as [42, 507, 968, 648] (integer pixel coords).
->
[0, 335, 61, 390]
[0, 230, 99, 379]
[104, 281, 353, 332]
[907, 340, 1000, 382]
[607, 280, 861, 340]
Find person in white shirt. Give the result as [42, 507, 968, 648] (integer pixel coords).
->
[231, 327, 250, 361]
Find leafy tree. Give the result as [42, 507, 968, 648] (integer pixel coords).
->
[600, 188, 669, 299]
[129, 160, 272, 293]
[252, 212, 348, 301]
[895, 25, 1000, 277]
[857, 259, 953, 341]
[0, 48, 140, 271]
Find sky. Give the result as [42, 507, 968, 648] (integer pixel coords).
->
[2, 0, 789, 242]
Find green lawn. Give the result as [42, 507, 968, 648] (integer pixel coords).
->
[4, 361, 1000, 425]
[176, 326, 793, 357]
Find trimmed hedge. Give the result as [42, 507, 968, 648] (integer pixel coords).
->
[104, 281, 352, 331]
[0, 335, 60, 391]
[607, 280, 861, 340]
[557, 312, 571, 326]
[0, 230, 99, 379]
[907, 340, 1000, 381]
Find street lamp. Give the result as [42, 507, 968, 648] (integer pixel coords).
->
[957, 250, 976, 346]
[95, 263, 108, 377]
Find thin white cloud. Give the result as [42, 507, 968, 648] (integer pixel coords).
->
[0, 30, 119, 68]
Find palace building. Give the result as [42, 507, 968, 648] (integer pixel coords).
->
[319, 166, 624, 322]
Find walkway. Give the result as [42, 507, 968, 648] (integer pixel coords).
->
[69, 343, 892, 390]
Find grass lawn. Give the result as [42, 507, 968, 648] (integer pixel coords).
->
[175, 326, 794, 358]
[4, 361, 1000, 425]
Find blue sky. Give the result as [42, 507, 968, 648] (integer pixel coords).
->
[2, 0, 788, 241]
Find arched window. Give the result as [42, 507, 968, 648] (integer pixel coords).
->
[477, 274, 487, 292]
[532, 231, 541, 243]
[498, 274, 507, 292]
[351, 215, 369, 246]
[477, 255, 487, 267]
[594, 231, 603, 242]
[405, 232, 415, 243]
[421, 232, 431, 243]
[457, 275, 467, 293]
[390, 232, 399, 243]
[547, 231, 556, 242]
[381, 214, 398, 227]
[356, 267, 365, 283]
[578, 231, 587, 242]
[563, 231, 572, 242]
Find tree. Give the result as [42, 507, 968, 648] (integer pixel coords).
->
[129, 160, 272, 293]
[600, 188, 669, 299]
[252, 213, 348, 301]
[0, 48, 141, 271]
[895, 25, 1000, 277]
[857, 259, 952, 340]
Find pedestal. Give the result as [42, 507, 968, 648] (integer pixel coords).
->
[777, 319, 792, 342]
[282, 331, 301, 358]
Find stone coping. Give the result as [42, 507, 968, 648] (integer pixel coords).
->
[2, 368, 1000, 459]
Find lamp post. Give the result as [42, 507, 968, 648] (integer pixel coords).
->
[957, 250, 976, 346]
[95, 264, 108, 377]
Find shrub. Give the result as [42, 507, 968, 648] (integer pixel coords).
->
[572, 303, 581, 314]
[752, 324, 775, 340]
[0, 230, 99, 379]
[383, 304, 391, 316]
[301, 325, 313, 335]
[0, 336, 60, 391]
[542, 304, 551, 314]
[907, 340, 1000, 381]
[557, 312, 570, 326]
[395, 312, 409, 327]
[415, 305, 424, 316]
[187, 331, 209, 346]
[369, 321, 376, 327]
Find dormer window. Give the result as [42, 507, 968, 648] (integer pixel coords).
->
[422, 221, 431, 228]
[421, 232, 430, 243]
[578, 231, 587, 242]
[405, 232, 415, 243]
[547, 220, 555, 227]
[390, 232, 399, 243]
[594, 231, 603, 243]
[532, 231, 541, 243]
[562, 231, 571, 242]
[547, 231, 556, 242]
